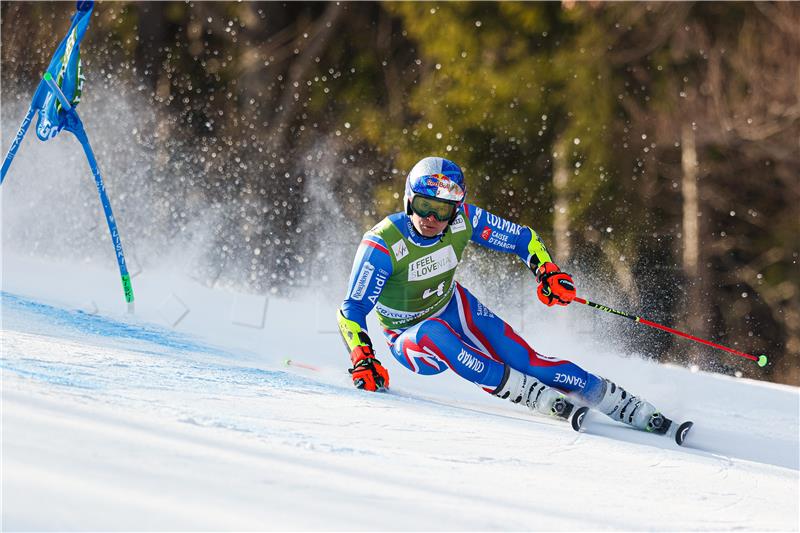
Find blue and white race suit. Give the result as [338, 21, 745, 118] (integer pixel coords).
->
[340, 204, 606, 404]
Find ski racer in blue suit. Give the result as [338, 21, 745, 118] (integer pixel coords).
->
[337, 157, 673, 434]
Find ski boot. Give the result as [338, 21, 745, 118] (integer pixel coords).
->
[493, 366, 575, 420]
[594, 378, 671, 434]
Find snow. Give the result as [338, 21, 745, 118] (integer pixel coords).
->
[2, 253, 798, 531]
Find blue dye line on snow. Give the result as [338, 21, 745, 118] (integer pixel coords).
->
[1, 363, 101, 390]
[0, 291, 346, 396]
[1, 291, 223, 355]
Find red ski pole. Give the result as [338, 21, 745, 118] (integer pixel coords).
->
[284, 359, 320, 372]
[573, 296, 768, 368]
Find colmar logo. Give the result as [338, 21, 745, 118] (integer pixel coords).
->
[481, 227, 492, 240]
[487, 213, 523, 236]
[457, 350, 485, 373]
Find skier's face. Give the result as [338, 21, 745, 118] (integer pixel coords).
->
[411, 211, 449, 237]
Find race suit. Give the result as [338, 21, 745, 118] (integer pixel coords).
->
[338, 205, 606, 404]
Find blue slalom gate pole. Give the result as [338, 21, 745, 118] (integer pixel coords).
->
[42, 73, 135, 310]
[1, 102, 38, 185]
[72, 122, 135, 308]
[2, 1, 132, 309]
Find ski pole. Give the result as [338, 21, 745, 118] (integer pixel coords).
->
[43, 72, 135, 311]
[284, 359, 320, 372]
[573, 296, 768, 367]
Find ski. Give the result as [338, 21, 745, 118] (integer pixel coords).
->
[572, 406, 694, 446]
[672, 420, 694, 446]
[571, 405, 590, 432]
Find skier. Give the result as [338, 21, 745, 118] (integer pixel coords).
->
[337, 156, 673, 434]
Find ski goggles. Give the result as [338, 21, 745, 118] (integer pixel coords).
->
[410, 194, 457, 222]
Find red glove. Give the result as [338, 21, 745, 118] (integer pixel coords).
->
[536, 262, 576, 306]
[349, 345, 390, 391]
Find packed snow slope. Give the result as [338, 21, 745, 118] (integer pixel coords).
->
[2, 254, 799, 531]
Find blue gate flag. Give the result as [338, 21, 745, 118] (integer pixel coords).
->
[35, 0, 93, 141]
[2, 0, 93, 180]
[1, 1, 135, 310]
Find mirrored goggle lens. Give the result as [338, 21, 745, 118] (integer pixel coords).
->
[411, 195, 456, 221]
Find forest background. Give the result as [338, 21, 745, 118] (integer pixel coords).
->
[1, 2, 798, 385]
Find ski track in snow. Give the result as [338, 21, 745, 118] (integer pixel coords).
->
[2, 278, 799, 530]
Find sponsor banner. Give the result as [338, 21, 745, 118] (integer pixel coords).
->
[486, 231, 515, 250]
[376, 305, 425, 321]
[424, 174, 465, 201]
[376, 300, 446, 326]
[350, 262, 375, 300]
[367, 269, 389, 305]
[450, 215, 466, 233]
[408, 245, 458, 282]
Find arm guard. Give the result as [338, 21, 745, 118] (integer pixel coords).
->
[525, 227, 553, 271]
[337, 309, 373, 352]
